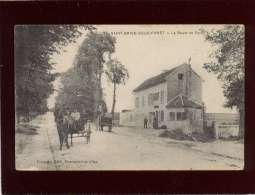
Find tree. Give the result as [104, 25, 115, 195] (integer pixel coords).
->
[105, 59, 129, 131]
[73, 31, 116, 118]
[15, 25, 95, 122]
[202, 25, 244, 137]
[55, 68, 95, 128]
[55, 31, 116, 125]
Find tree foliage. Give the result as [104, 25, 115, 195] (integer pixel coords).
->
[74, 31, 116, 82]
[73, 31, 116, 117]
[55, 68, 94, 124]
[105, 58, 129, 129]
[202, 25, 244, 136]
[105, 59, 129, 85]
[203, 25, 244, 108]
[55, 31, 116, 121]
[15, 25, 94, 121]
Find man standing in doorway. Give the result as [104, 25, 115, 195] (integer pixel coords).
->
[144, 116, 148, 129]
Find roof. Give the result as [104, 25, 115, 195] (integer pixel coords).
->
[165, 94, 202, 109]
[133, 67, 178, 92]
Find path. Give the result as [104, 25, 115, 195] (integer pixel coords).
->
[15, 112, 244, 170]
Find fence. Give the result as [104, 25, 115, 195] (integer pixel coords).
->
[214, 123, 239, 139]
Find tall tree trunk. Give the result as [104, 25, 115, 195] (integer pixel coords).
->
[110, 83, 116, 132]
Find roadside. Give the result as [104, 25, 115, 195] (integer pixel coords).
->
[15, 112, 244, 170]
[115, 126, 244, 161]
[15, 114, 58, 170]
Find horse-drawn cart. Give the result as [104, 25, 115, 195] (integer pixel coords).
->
[69, 119, 92, 145]
[99, 113, 113, 131]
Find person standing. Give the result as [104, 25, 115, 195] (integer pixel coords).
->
[153, 116, 158, 129]
[71, 109, 81, 130]
[144, 117, 148, 129]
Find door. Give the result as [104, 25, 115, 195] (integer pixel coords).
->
[155, 110, 159, 128]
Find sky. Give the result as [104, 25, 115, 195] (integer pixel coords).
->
[48, 25, 238, 114]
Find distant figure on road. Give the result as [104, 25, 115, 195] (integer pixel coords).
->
[144, 117, 148, 129]
[153, 116, 158, 129]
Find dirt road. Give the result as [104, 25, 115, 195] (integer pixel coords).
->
[15, 112, 244, 170]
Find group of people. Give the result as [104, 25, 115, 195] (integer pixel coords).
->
[143, 116, 158, 129]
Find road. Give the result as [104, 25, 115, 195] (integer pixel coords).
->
[15, 112, 244, 170]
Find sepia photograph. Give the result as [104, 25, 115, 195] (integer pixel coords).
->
[15, 25, 244, 171]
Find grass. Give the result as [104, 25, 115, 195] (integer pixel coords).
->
[16, 123, 39, 135]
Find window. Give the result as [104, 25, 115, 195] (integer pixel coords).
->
[161, 110, 164, 121]
[177, 112, 182, 121]
[160, 90, 164, 104]
[178, 73, 183, 80]
[182, 112, 187, 120]
[177, 112, 187, 121]
[169, 112, 175, 121]
[135, 97, 139, 108]
[148, 92, 160, 106]
[142, 96, 145, 107]
[153, 92, 159, 101]
[148, 94, 153, 106]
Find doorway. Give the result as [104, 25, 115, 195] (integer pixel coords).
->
[154, 110, 159, 129]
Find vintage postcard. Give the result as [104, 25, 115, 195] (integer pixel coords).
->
[15, 25, 244, 170]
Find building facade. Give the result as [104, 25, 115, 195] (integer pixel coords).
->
[121, 63, 204, 133]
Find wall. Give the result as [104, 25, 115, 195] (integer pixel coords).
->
[166, 64, 202, 104]
[166, 64, 187, 102]
[120, 107, 204, 134]
[119, 111, 134, 126]
[122, 64, 203, 131]
[205, 113, 239, 139]
[214, 123, 239, 138]
[119, 110, 145, 127]
[188, 108, 203, 133]
[163, 107, 203, 134]
[133, 82, 168, 126]
[165, 120, 190, 134]
[189, 70, 202, 104]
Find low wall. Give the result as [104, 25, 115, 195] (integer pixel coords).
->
[119, 111, 144, 127]
[165, 120, 190, 134]
[215, 123, 239, 139]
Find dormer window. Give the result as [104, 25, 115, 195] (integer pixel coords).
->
[178, 73, 183, 80]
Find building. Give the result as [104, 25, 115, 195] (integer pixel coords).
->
[121, 63, 204, 134]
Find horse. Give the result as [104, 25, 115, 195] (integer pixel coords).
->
[54, 108, 78, 150]
[54, 108, 90, 150]
[54, 109, 70, 150]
